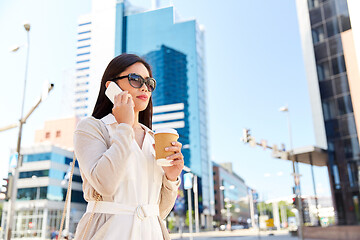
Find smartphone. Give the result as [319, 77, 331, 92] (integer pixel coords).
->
[105, 82, 123, 104]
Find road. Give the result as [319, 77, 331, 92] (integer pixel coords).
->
[170, 229, 322, 240]
[172, 236, 298, 240]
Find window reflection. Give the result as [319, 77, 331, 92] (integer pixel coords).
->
[337, 94, 353, 115]
[319, 80, 333, 99]
[339, 115, 357, 137]
[312, 25, 325, 44]
[326, 18, 339, 38]
[334, 74, 349, 95]
[308, 0, 320, 9]
[19, 170, 49, 179]
[339, 16, 351, 32]
[331, 55, 346, 75]
[317, 61, 331, 81]
[344, 137, 360, 160]
[328, 35, 343, 56]
[17, 186, 86, 203]
[323, 0, 336, 20]
[325, 119, 340, 139]
[332, 165, 341, 189]
[322, 98, 336, 120]
[314, 42, 328, 62]
[310, 7, 322, 26]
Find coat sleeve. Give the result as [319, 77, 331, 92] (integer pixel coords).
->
[74, 117, 135, 197]
[159, 175, 181, 220]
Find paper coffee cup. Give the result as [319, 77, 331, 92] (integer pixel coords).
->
[154, 128, 179, 166]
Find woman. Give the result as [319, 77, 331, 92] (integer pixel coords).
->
[73, 53, 184, 240]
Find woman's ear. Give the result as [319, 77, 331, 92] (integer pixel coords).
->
[105, 81, 112, 88]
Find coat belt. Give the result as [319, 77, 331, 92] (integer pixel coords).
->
[86, 201, 160, 239]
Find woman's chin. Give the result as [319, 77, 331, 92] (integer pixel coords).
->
[135, 104, 148, 112]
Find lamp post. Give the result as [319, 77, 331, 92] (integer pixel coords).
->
[220, 185, 235, 231]
[2, 22, 54, 240]
[279, 105, 304, 240]
[5, 22, 31, 240]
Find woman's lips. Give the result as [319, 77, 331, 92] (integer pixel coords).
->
[136, 95, 148, 101]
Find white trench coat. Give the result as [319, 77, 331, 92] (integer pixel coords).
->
[73, 114, 180, 240]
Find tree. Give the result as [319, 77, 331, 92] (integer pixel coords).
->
[185, 210, 194, 227]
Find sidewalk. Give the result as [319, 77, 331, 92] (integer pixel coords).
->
[170, 229, 324, 240]
[170, 229, 291, 238]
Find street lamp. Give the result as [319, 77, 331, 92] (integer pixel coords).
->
[2, 23, 54, 240]
[279, 105, 304, 240]
[220, 185, 235, 231]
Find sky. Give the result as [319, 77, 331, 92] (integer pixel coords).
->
[0, 0, 332, 201]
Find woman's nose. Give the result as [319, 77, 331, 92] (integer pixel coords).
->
[140, 83, 149, 92]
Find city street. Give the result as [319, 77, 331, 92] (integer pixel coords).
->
[173, 237, 299, 240]
[170, 229, 322, 240]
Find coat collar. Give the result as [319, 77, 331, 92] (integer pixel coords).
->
[101, 113, 154, 137]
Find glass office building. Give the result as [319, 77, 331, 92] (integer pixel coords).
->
[213, 162, 251, 227]
[124, 6, 213, 225]
[296, 0, 360, 225]
[78, 0, 214, 227]
[1, 145, 86, 239]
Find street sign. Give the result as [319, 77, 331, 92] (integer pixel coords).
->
[184, 173, 193, 190]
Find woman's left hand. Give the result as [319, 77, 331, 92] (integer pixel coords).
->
[162, 141, 184, 181]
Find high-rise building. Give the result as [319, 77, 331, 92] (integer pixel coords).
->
[296, 0, 360, 225]
[73, 0, 214, 228]
[74, 15, 92, 118]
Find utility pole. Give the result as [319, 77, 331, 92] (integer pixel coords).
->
[4, 83, 54, 240]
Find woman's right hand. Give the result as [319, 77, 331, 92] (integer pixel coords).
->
[112, 91, 135, 126]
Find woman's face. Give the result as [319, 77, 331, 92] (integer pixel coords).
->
[110, 62, 152, 112]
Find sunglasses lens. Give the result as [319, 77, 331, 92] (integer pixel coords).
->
[129, 74, 142, 88]
[146, 78, 156, 92]
[128, 74, 156, 92]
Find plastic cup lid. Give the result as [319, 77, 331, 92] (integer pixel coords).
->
[154, 128, 179, 136]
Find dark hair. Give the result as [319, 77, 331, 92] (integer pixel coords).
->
[92, 53, 153, 129]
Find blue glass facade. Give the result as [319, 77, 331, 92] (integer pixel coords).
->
[116, 5, 212, 214]
[10, 151, 84, 204]
[306, 0, 360, 225]
[115, 3, 213, 214]
[144, 45, 190, 168]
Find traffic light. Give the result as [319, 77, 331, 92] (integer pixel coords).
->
[242, 129, 250, 143]
[292, 196, 299, 208]
[1, 176, 13, 200]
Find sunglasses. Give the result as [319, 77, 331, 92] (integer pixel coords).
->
[110, 73, 156, 92]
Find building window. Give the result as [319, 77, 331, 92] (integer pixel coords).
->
[308, 0, 320, 10]
[316, 61, 331, 81]
[322, 99, 336, 120]
[337, 94, 353, 116]
[312, 25, 325, 44]
[78, 37, 91, 42]
[45, 132, 50, 139]
[56, 131, 61, 138]
[22, 153, 51, 163]
[78, 22, 91, 27]
[344, 137, 360, 159]
[331, 55, 346, 75]
[319, 80, 333, 99]
[19, 170, 49, 179]
[326, 18, 340, 38]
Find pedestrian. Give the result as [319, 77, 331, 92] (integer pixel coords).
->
[73, 53, 183, 239]
[51, 229, 57, 240]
